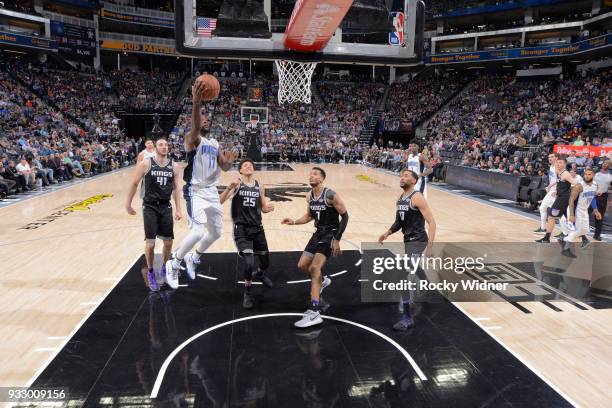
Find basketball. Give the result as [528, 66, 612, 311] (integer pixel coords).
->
[196, 74, 221, 101]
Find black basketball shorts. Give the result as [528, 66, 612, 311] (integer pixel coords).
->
[143, 202, 174, 241]
[548, 197, 569, 218]
[233, 224, 269, 255]
[304, 228, 336, 258]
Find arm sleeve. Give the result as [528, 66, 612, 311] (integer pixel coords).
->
[334, 211, 349, 241]
[591, 197, 598, 210]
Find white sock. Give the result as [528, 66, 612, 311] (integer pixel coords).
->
[176, 229, 204, 260]
[539, 206, 547, 230]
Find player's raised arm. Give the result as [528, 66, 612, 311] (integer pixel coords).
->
[220, 178, 240, 204]
[186, 81, 206, 150]
[218, 149, 238, 171]
[412, 192, 436, 243]
[282, 193, 313, 225]
[125, 159, 150, 215]
[420, 153, 433, 177]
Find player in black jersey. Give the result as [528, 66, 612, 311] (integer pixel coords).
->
[379, 169, 436, 331]
[282, 167, 349, 328]
[536, 157, 576, 243]
[220, 158, 275, 309]
[126, 137, 182, 291]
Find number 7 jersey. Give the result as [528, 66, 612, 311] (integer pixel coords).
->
[231, 180, 262, 226]
[309, 187, 340, 230]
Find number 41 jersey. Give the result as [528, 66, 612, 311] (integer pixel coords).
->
[231, 180, 262, 226]
[143, 158, 174, 202]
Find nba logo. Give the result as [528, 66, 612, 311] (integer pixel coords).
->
[389, 12, 404, 46]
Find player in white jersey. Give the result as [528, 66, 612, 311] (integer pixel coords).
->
[165, 79, 237, 289]
[406, 144, 432, 197]
[535, 153, 558, 233]
[561, 168, 601, 249]
[137, 137, 157, 163]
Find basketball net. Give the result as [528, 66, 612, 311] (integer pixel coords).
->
[275, 60, 317, 104]
[248, 118, 259, 130]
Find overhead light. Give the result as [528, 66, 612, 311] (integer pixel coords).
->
[570, 60, 582, 63]
[467, 66, 485, 69]
[502, 65, 513, 68]
[4, 50, 26, 54]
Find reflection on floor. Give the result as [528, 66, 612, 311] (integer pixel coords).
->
[29, 251, 571, 407]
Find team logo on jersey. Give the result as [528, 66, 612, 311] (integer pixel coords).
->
[217, 182, 310, 202]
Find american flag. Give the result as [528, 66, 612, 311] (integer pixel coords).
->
[196, 17, 217, 37]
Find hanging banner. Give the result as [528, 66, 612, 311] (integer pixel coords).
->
[389, 11, 404, 46]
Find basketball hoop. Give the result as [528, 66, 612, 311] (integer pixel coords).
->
[275, 60, 317, 104]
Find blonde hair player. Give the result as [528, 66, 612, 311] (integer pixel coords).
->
[165, 76, 237, 289]
[137, 137, 157, 163]
[125, 137, 182, 291]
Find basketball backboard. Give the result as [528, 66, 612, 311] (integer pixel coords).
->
[175, 0, 424, 65]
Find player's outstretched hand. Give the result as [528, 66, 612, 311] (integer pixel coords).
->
[222, 150, 238, 164]
[192, 81, 205, 103]
[126, 205, 136, 216]
[281, 218, 293, 225]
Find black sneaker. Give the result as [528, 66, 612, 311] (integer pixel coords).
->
[554, 232, 564, 238]
[581, 238, 591, 249]
[533, 227, 546, 233]
[561, 248, 577, 258]
[593, 235, 602, 242]
[535, 237, 550, 243]
[242, 292, 254, 309]
[254, 271, 274, 288]
[556, 233, 566, 243]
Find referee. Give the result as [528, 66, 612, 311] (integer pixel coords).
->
[126, 137, 182, 291]
[593, 160, 611, 241]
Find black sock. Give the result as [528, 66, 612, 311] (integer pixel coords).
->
[311, 299, 319, 311]
[544, 232, 551, 240]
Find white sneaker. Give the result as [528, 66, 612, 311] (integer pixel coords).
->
[165, 256, 181, 289]
[185, 252, 199, 280]
[320, 276, 331, 294]
[294, 309, 323, 328]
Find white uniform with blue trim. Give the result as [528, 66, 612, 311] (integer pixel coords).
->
[183, 137, 223, 228]
[564, 180, 597, 239]
[407, 153, 427, 197]
[539, 164, 558, 229]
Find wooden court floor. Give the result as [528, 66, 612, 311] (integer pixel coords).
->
[0, 163, 610, 407]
